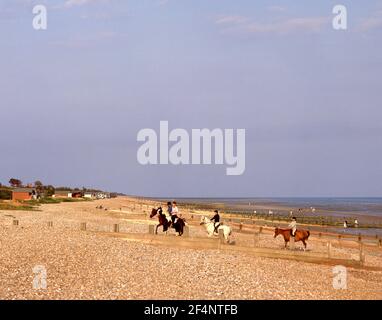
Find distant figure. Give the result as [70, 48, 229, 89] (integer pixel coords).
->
[211, 210, 221, 234]
[354, 219, 359, 228]
[289, 217, 297, 237]
[344, 221, 348, 229]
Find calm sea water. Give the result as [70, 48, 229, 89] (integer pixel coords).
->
[177, 197, 382, 217]
[174, 197, 382, 236]
[233, 198, 382, 215]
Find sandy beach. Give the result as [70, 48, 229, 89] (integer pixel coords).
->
[0, 196, 381, 300]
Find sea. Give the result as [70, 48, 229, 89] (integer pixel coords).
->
[173, 197, 382, 236]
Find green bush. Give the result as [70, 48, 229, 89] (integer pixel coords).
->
[38, 197, 62, 204]
[0, 189, 12, 200]
[0, 202, 37, 211]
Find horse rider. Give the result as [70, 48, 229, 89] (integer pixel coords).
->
[171, 201, 179, 225]
[166, 201, 172, 223]
[211, 210, 220, 234]
[167, 201, 172, 215]
[289, 217, 297, 238]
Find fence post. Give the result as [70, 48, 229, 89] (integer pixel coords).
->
[183, 226, 190, 238]
[48, 221, 53, 227]
[113, 224, 119, 233]
[80, 222, 86, 231]
[359, 242, 365, 266]
[149, 224, 155, 235]
[13, 219, 19, 226]
[218, 229, 225, 245]
[290, 236, 295, 250]
[327, 242, 332, 259]
[254, 232, 260, 247]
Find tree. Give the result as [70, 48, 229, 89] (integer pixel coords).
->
[34, 180, 43, 193]
[44, 185, 55, 197]
[34, 181, 43, 187]
[9, 178, 22, 188]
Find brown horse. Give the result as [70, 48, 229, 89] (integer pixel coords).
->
[150, 207, 170, 234]
[274, 227, 310, 250]
[150, 207, 186, 236]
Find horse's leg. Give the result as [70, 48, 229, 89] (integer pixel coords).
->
[284, 235, 288, 249]
[155, 224, 159, 234]
[302, 239, 307, 251]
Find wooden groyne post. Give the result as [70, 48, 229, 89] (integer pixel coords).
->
[359, 242, 365, 266]
[183, 226, 190, 238]
[113, 224, 120, 233]
[327, 242, 332, 259]
[13, 219, 19, 226]
[218, 229, 225, 249]
[254, 232, 260, 247]
[149, 225, 155, 235]
[47, 221, 53, 227]
[80, 222, 87, 231]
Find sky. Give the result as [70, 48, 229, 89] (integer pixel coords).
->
[0, 0, 381, 197]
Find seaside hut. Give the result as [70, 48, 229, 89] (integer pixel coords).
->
[12, 188, 36, 201]
[53, 190, 84, 198]
[53, 190, 71, 198]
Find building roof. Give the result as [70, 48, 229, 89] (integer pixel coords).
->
[13, 188, 35, 193]
[55, 190, 71, 194]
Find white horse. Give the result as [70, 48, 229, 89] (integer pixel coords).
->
[200, 216, 232, 243]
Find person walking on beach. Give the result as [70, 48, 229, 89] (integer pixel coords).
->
[289, 217, 297, 237]
[344, 220, 348, 229]
[354, 219, 359, 228]
[211, 210, 220, 234]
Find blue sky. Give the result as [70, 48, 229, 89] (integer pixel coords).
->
[0, 0, 381, 197]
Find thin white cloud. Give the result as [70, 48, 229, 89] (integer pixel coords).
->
[50, 30, 125, 48]
[63, 0, 109, 9]
[267, 5, 286, 12]
[216, 15, 330, 35]
[157, 0, 169, 6]
[358, 10, 382, 31]
[215, 15, 248, 25]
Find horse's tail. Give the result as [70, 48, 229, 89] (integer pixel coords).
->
[306, 230, 310, 239]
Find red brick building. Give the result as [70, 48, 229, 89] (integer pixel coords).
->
[12, 188, 36, 201]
